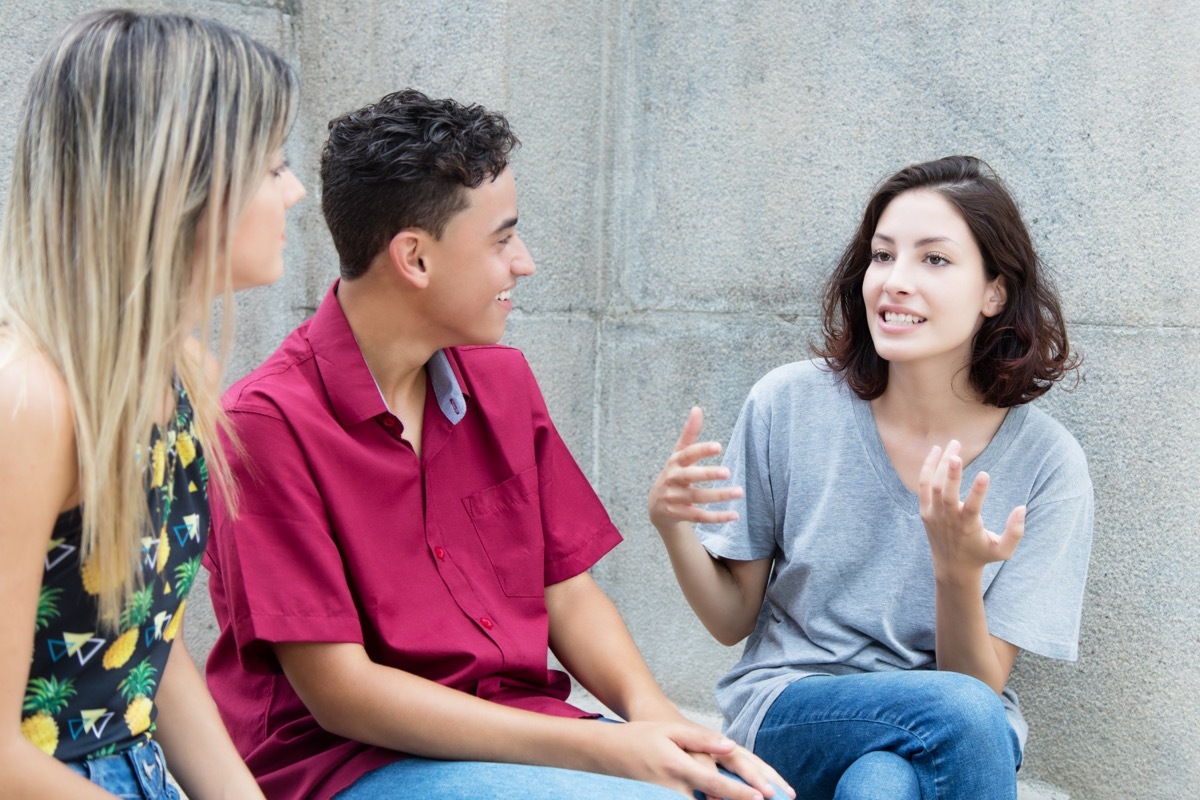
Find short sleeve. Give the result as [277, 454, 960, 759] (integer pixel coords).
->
[696, 383, 778, 561]
[985, 462, 1094, 661]
[523, 359, 622, 586]
[206, 408, 364, 674]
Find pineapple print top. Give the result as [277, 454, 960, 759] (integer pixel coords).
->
[21, 379, 208, 761]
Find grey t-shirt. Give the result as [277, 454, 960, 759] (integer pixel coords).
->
[696, 361, 1094, 753]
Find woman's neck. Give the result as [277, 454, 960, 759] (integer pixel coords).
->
[869, 361, 1009, 490]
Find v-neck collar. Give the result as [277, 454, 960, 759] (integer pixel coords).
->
[851, 394, 1029, 514]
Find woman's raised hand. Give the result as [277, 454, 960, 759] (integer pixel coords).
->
[918, 440, 1025, 579]
[648, 407, 744, 532]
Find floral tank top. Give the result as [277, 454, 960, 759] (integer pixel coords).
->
[21, 380, 209, 761]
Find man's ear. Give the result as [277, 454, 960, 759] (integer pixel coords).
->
[388, 229, 429, 288]
[983, 276, 1008, 318]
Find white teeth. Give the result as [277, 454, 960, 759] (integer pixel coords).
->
[496, 290, 512, 302]
[883, 311, 925, 325]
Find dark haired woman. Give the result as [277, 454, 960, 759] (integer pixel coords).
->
[649, 156, 1092, 799]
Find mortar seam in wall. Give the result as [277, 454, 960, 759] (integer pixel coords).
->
[591, 0, 614, 485]
[527, 307, 1193, 335]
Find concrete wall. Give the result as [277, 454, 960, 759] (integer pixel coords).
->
[3, 2, 1197, 797]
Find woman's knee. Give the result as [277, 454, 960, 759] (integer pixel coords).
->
[833, 751, 920, 800]
[925, 672, 1011, 741]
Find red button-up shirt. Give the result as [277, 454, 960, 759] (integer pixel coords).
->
[204, 282, 622, 800]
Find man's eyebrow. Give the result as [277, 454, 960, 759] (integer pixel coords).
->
[492, 217, 518, 236]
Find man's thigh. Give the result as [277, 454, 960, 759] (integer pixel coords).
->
[334, 757, 683, 800]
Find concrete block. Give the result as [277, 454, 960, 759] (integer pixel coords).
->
[1010, 325, 1200, 798]
[501, 312, 600, 478]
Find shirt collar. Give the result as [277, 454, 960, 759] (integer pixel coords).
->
[428, 349, 468, 425]
[308, 280, 470, 429]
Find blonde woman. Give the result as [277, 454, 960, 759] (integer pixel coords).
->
[0, 10, 304, 799]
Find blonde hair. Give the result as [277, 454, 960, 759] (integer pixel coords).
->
[0, 10, 297, 628]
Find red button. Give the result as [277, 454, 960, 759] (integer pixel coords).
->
[480, 618, 494, 630]
[382, 417, 395, 428]
[433, 546, 446, 560]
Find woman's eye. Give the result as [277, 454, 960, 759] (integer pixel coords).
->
[270, 163, 289, 179]
[870, 250, 893, 263]
[926, 253, 948, 266]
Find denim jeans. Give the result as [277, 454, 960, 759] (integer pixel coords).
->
[63, 739, 181, 800]
[336, 719, 789, 800]
[753, 671, 1021, 800]
[334, 757, 686, 800]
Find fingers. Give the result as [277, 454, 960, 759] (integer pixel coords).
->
[655, 463, 743, 525]
[667, 725, 737, 756]
[659, 501, 740, 525]
[918, 444, 942, 511]
[671, 441, 724, 473]
[685, 766, 764, 800]
[673, 406, 706, 453]
[996, 504, 1026, 560]
[961, 470, 990, 518]
[932, 440, 962, 512]
[713, 747, 795, 799]
[670, 463, 734, 487]
[667, 728, 773, 800]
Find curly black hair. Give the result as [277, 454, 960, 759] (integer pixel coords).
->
[320, 88, 520, 278]
[815, 155, 1079, 407]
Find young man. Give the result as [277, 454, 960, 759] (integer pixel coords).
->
[204, 89, 790, 800]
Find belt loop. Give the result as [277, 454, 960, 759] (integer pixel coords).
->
[129, 739, 161, 786]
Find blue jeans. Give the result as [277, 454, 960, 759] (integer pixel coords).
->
[753, 671, 1021, 800]
[334, 757, 685, 799]
[336, 720, 788, 800]
[63, 739, 181, 800]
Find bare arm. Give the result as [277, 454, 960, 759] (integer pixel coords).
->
[546, 571, 791, 800]
[0, 347, 118, 798]
[154, 637, 264, 799]
[920, 441, 1023, 692]
[648, 407, 772, 645]
[273, 639, 748, 798]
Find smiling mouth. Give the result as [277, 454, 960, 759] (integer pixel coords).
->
[882, 311, 926, 325]
[496, 289, 512, 302]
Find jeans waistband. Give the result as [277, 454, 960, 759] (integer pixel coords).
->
[63, 738, 180, 800]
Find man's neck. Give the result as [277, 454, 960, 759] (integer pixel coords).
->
[337, 274, 434, 414]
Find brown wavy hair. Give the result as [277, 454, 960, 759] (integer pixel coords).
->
[815, 155, 1078, 407]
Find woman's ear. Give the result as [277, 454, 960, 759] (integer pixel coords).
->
[388, 229, 428, 288]
[983, 277, 1008, 317]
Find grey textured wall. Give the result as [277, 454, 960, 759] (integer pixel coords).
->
[3, 2, 1197, 797]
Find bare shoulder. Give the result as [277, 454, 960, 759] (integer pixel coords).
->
[0, 332, 77, 511]
[0, 333, 73, 427]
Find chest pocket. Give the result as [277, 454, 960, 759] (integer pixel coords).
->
[464, 467, 545, 597]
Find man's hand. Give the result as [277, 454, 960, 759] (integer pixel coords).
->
[592, 718, 792, 800]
